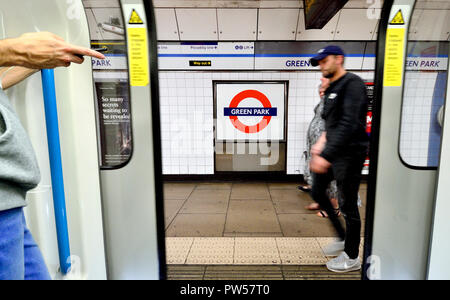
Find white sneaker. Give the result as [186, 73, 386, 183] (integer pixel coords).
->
[322, 240, 345, 256]
[326, 252, 361, 273]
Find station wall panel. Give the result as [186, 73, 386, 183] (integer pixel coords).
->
[155, 8, 180, 41]
[217, 9, 258, 41]
[409, 10, 450, 41]
[334, 9, 380, 40]
[176, 8, 218, 40]
[151, 7, 392, 42]
[257, 9, 299, 40]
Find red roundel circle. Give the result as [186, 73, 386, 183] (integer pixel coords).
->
[228, 90, 272, 134]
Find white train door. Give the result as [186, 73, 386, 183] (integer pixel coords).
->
[84, 0, 166, 279]
[365, 0, 449, 279]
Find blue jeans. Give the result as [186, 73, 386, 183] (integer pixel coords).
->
[0, 207, 51, 280]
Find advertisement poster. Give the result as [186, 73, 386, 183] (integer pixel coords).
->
[94, 81, 132, 167]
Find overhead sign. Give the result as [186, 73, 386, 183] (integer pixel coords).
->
[405, 56, 448, 71]
[216, 82, 286, 141]
[254, 54, 365, 70]
[92, 54, 127, 70]
[158, 42, 254, 70]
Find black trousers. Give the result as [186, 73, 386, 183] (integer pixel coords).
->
[311, 152, 366, 259]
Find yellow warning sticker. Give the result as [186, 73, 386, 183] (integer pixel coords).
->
[128, 27, 149, 86]
[129, 9, 144, 24]
[389, 9, 405, 25]
[383, 28, 405, 87]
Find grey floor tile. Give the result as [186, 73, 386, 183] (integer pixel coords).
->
[187, 189, 231, 201]
[195, 182, 232, 190]
[277, 214, 337, 237]
[224, 200, 282, 234]
[166, 214, 226, 237]
[230, 183, 270, 200]
[180, 190, 230, 214]
[268, 183, 300, 190]
[271, 190, 315, 214]
[163, 183, 196, 200]
[164, 200, 185, 229]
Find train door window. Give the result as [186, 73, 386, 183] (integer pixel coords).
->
[398, 4, 449, 168]
[83, 1, 133, 168]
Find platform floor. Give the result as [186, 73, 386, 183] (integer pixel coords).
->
[164, 181, 367, 237]
[163, 181, 367, 274]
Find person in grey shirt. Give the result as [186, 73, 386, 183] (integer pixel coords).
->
[0, 32, 104, 280]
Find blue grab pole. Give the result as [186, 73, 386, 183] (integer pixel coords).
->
[41, 69, 71, 274]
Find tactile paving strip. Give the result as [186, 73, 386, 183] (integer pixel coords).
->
[276, 238, 327, 265]
[166, 237, 364, 265]
[165, 237, 194, 264]
[186, 238, 234, 264]
[234, 238, 281, 265]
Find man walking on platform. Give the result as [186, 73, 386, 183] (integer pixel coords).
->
[309, 45, 369, 273]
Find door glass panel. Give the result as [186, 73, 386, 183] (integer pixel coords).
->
[83, 0, 133, 169]
[399, 2, 449, 168]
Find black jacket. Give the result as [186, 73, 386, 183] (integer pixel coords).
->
[320, 72, 369, 163]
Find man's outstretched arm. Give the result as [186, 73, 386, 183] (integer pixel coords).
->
[0, 31, 105, 69]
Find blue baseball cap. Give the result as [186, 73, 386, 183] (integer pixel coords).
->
[310, 45, 345, 67]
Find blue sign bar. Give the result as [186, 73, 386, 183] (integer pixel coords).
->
[224, 107, 277, 117]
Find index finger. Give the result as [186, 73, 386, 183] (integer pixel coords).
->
[70, 46, 106, 59]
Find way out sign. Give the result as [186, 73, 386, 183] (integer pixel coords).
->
[215, 82, 286, 141]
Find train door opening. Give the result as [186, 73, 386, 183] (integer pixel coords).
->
[159, 4, 377, 280]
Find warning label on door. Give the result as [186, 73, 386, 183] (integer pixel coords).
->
[383, 5, 409, 87]
[124, 5, 149, 87]
[383, 28, 405, 87]
[129, 9, 144, 24]
[389, 10, 405, 25]
[128, 27, 149, 86]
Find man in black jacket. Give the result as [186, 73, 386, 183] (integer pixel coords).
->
[309, 46, 369, 273]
